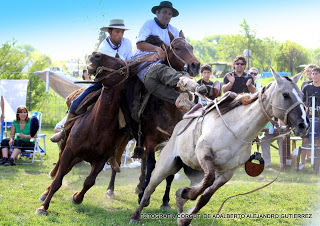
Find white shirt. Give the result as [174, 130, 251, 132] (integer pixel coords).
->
[137, 19, 180, 45]
[98, 37, 133, 61]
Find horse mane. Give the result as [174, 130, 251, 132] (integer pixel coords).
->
[145, 35, 164, 47]
[218, 92, 259, 115]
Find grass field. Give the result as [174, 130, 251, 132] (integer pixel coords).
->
[1, 125, 320, 225]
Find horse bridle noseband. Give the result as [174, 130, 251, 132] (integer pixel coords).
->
[259, 86, 305, 126]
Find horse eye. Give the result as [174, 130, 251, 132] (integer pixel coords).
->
[282, 93, 290, 99]
[174, 47, 180, 51]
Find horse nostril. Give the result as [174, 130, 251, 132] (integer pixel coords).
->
[298, 123, 306, 130]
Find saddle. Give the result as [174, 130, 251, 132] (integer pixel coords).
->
[183, 91, 238, 119]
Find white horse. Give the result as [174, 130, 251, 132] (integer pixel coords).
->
[130, 70, 309, 226]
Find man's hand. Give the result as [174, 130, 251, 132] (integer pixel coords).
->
[144, 53, 159, 62]
[246, 78, 253, 87]
[226, 73, 235, 84]
[155, 47, 166, 61]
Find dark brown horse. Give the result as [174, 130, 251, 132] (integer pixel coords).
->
[36, 52, 131, 215]
[105, 35, 202, 210]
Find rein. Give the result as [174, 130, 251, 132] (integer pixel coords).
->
[86, 54, 155, 87]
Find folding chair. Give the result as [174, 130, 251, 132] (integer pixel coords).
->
[18, 112, 46, 164]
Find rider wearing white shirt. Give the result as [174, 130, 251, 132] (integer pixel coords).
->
[133, 1, 202, 112]
[137, 19, 179, 47]
[98, 36, 132, 61]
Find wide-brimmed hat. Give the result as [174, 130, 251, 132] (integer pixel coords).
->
[151, 1, 179, 17]
[100, 19, 129, 32]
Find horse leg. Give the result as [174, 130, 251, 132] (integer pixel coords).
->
[105, 168, 117, 199]
[176, 166, 204, 214]
[160, 174, 174, 210]
[36, 147, 74, 215]
[40, 157, 83, 202]
[176, 147, 215, 201]
[72, 160, 105, 204]
[130, 144, 183, 223]
[49, 139, 67, 178]
[105, 135, 130, 199]
[138, 148, 156, 204]
[135, 155, 147, 194]
[178, 171, 234, 226]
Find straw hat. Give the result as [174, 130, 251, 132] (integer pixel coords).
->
[100, 19, 129, 32]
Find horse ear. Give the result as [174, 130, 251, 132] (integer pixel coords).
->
[168, 30, 174, 42]
[271, 67, 284, 85]
[115, 53, 120, 58]
[291, 71, 303, 84]
[179, 30, 185, 39]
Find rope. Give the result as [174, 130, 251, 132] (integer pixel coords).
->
[211, 168, 281, 225]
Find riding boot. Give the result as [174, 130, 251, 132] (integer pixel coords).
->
[175, 93, 195, 112]
[108, 157, 120, 173]
[50, 113, 76, 143]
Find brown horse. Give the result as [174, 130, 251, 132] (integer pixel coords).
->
[36, 52, 131, 215]
[104, 35, 203, 210]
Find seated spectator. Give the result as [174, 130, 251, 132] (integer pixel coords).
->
[299, 66, 320, 170]
[0, 106, 37, 166]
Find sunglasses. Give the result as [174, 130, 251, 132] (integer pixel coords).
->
[235, 62, 245, 66]
[250, 72, 257, 76]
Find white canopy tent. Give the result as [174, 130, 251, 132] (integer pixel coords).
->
[34, 70, 88, 99]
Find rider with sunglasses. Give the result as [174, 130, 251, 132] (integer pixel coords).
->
[222, 56, 256, 94]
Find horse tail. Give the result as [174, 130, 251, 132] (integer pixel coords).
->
[155, 140, 169, 153]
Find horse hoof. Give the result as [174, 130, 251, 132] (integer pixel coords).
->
[72, 193, 83, 205]
[35, 208, 48, 216]
[129, 218, 139, 224]
[104, 189, 115, 199]
[39, 194, 46, 202]
[178, 218, 192, 226]
[160, 203, 171, 211]
[135, 186, 142, 194]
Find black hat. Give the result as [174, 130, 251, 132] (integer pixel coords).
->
[151, 1, 179, 17]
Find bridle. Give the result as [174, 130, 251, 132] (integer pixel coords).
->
[163, 37, 190, 71]
[88, 54, 153, 88]
[258, 84, 305, 126]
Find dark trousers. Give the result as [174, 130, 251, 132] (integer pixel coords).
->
[69, 83, 103, 114]
[144, 64, 188, 104]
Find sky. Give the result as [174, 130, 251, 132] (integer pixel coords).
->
[1, 0, 320, 61]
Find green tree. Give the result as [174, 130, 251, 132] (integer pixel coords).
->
[0, 41, 51, 110]
[275, 41, 309, 75]
[215, 34, 247, 62]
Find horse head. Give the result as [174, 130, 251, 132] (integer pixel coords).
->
[268, 69, 309, 136]
[87, 52, 128, 88]
[165, 36, 200, 77]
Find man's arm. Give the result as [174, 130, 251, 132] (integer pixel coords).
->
[136, 42, 166, 61]
[222, 73, 235, 93]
